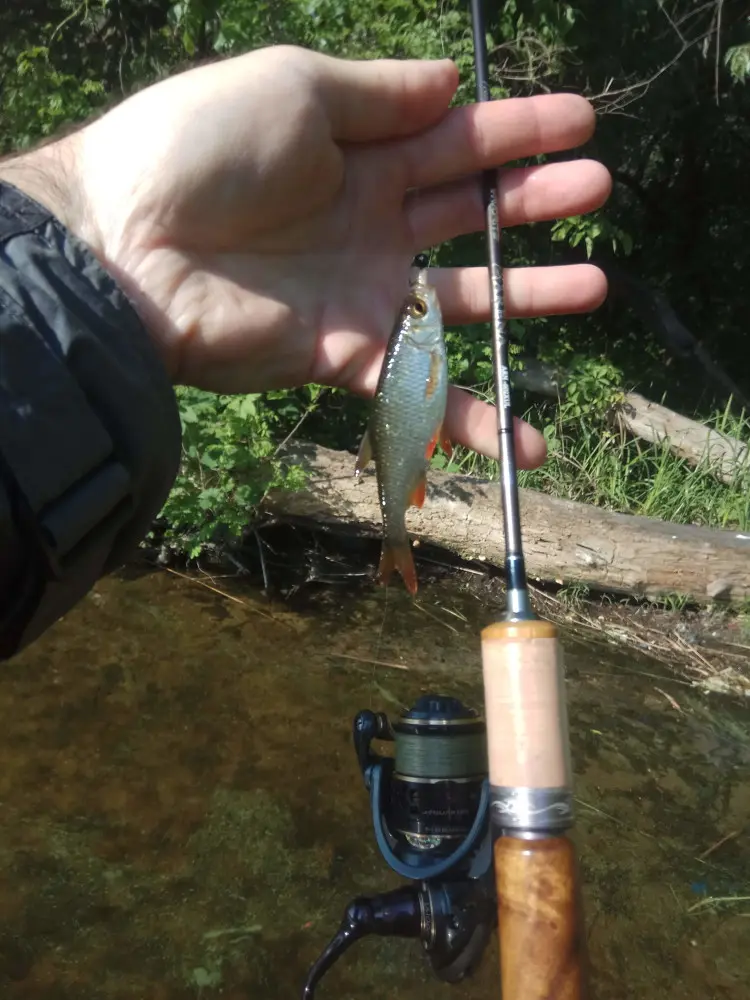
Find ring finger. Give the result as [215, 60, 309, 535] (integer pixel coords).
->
[431, 263, 608, 324]
[406, 159, 612, 250]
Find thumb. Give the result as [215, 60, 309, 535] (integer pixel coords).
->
[312, 53, 459, 142]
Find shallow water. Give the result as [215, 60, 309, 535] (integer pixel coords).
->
[0, 563, 748, 999]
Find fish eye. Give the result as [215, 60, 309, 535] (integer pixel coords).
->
[408, 296, 428, 319]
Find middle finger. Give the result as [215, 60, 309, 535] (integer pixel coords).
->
[401, 93, 597, 190]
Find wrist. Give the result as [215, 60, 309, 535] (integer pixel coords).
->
[0, 135, 177, 380]
[0, 134, 94, 246]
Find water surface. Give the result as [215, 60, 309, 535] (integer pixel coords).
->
[0, 564, 747, 999]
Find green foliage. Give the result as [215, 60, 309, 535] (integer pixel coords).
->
[3, 45, 106, 149]
[558, 581, 590, 610]
[559, 356, 624, 418]
[159, 388, 307, 557]
[519, 406, 750, 533]
[438, 355, 750, 539]
[551, 212, 633, 261]
[3, 0, 750, 557]
[726, 42, 750, 83]
[649, 592, 691, 613]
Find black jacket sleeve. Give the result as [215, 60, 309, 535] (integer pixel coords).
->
[0, 181, 182, 659]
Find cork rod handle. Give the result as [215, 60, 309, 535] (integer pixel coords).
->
[481, 619, 589, 1000]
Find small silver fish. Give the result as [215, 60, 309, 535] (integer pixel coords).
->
[355, 266, 451, 595]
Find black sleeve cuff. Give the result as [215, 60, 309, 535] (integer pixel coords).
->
[0, 180, 182, 658]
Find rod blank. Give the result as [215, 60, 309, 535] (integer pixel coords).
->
[469, 0, 529, 614]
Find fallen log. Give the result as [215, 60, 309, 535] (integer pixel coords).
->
[512, 358, 749, 486]
[267, 443, 750, 605]
[615, 392, 749, 485]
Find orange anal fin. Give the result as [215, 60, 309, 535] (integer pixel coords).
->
[439, 430, 453, 458]
[376, 542, 418, 596]
[409, 472, 426, 509]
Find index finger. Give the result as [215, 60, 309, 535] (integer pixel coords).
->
[312, 52, 459, 142]
[402, 93, 596, 190]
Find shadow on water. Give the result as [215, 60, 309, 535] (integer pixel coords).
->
[0, 564, 747, 999]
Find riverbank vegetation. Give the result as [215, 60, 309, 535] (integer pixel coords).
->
[3, 1, 750, 564]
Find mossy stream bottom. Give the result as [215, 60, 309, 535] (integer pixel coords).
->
[0, 564, 748, 999]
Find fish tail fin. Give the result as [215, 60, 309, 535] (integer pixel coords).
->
[377, 540, 418, 596]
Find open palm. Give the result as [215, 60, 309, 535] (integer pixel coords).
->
[73, 45, 611, 466]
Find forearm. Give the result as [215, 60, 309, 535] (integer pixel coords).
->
[0, 166, 181, 659]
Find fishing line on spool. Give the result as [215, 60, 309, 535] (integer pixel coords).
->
[394, 731, 487, 780]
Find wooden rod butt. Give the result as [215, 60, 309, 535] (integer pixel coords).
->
[495, 835, 588, 1000]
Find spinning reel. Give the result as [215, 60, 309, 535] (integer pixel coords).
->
[302, 694, 495, 997]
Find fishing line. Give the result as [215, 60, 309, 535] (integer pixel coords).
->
[373, 579, 390, 661]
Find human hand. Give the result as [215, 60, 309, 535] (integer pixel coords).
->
[3, 45, 610, 467]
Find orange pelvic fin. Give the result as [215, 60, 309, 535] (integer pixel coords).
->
[409, 472, 427, 509]
[425, 429, 439, 461]
[425, 424, 452, 461]
[376, 541, 418, 596]
[355, 427, 373, 477]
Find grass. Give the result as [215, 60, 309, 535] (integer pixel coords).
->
[439, 397, 750, 534]
[686, 894, 750, 916]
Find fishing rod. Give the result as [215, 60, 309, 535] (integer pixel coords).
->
[468, 2, 590, 998]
